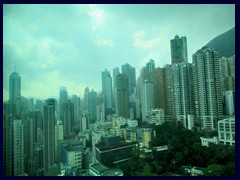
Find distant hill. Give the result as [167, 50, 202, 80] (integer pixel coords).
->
[206, 27, 235, 58]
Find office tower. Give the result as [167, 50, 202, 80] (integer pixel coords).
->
[13, 119, 24, 176]
[80, 111, 90, 131]
[115, 73, 130, 118]
[102, 69, 114, 115]
[142, 80, 154, 122]
[170, 35, 188, 64]
[43, 98, 56, 174]
[9, 71, 21, 117]
[121, 63, 136, 96]
[112, 67, 120, 108]
[59, 87, 68, 121]
[9, 71, 21, 102]
[192, 47, 223, 131]
[63, 99, 74, 138]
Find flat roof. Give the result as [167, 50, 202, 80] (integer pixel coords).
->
[100, 168, 123, 176]
[90, 163, 108, 172]
[90, 163, 123, 176]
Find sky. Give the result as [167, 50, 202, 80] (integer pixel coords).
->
[3, 4, 235, 101]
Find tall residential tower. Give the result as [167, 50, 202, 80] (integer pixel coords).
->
[170, 35, 188, 64]
[192, 47, 223, 130]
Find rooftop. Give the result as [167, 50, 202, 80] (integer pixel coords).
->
[90, 163, 123, 176]
[100, 168, 123, 176]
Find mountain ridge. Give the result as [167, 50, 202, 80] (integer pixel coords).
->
[205, 27, 235, 58]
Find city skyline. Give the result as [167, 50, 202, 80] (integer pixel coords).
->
[3, 4, 235, 100]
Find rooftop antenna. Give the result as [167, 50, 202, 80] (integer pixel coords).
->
[14, 66, 16, 72]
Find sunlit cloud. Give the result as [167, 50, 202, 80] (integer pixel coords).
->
[133, 31, 162, 50]
[88, 6, 106, 29]
[96, 37, 114, 47]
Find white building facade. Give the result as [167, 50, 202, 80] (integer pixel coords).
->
[218, 117, 235, 145]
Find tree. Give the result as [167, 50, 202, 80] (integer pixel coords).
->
[224, 162, 235, 176]
[141, 164, 157, 176]
[203, 164, 225, 176]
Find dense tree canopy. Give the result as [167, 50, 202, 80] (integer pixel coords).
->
[116, 122, 235, 176]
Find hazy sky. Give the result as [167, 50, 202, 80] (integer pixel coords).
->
[3, 4, 235, 101]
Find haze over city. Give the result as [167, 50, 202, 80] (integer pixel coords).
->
[3, 4, 235, 100]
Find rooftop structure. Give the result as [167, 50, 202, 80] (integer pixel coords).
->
[89, 163, 123, 176]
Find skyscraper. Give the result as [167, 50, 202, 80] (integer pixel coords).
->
[219, 56, 235, 93]
[142, 80, 154, 122]
[164, 64, 175, 118]
[121, 63, 136, 96]
[63, 99, 74, 138]
[80, 111, 90, 131]
[115, 73, 130, 118]
[146, 59, 155, 72]
[43, 98, 56, 174]
[192, 47, 223, 130]
[55, 121, 63, 163]
[59, 87, 68, 121]
[71, 95, 81, 126]
[83, 88, 97, 123]
[9, 71, 21, 117]
[164, 62, 194, 126]
[9, 71, 21, 102]
[170, 35, 188, 64]
[148, 67, 165, 109]
[88, 89, 97, 123]
[13, 119, 24, 176]
[102, 69, 114, 115]
[3, 115, 13, 176]
[113, 67, 120, 108]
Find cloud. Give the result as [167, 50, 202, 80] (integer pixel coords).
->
[21, 70, 90, 99]
[96, 37, 114, 47]
[133, 31, 161, 50]
[3, 4, 235, 100]
[88, 5, 106, 30]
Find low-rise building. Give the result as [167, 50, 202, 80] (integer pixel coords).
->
[95, 141, 139, 166]
[142, 128, 154, 148]
[127, 119, 138, 128]
[89, 163, 123, 176]
[200, 137, 220, 147]
[218, 117, 235, 145]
